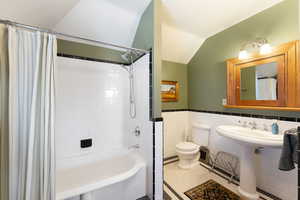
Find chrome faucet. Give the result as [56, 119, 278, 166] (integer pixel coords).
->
[248, 121, 257, 129]
[237, 120, 247, 127]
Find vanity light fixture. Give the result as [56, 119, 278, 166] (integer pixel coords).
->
[260, 43, 272, 54]
[238, 38, 272, 60]
[238, 50, 249, 60]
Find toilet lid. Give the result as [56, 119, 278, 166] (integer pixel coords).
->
[176, 142, 199, 152]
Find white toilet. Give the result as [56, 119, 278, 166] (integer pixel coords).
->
[176, 123, 210, 169]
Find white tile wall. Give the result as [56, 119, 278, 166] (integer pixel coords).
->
[125, 54, 154, 198]
[55, 54, 153, 199]
[163, 111, 298, 200]
[162, 111, 189, 158]
[155, 121, 163, 200]
[56, 57, 130, 169]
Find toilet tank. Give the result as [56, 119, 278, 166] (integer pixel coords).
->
[191, 123, 211, 147]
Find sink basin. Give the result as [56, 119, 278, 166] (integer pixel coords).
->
[216, 125, 283, 147]
[216, 125, 283, 200]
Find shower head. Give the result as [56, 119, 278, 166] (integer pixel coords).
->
[121, 51, 131, 62]
[121, 50, 141, 63]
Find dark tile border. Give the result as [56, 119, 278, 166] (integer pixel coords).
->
[164, 159, 179, 166]
[149, 49, 153, 120]
[57, 53, 129, 65]
[57, 51, 147, 66]
[136, 196, 150, 200]
[163, 155, 178, 162]
[164, 180, 185, 200]
[161, 109, 300, 122]
[162, 109, 189, 112]
[152, 117, 163, 122]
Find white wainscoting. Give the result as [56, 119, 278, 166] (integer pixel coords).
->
[162, 111, 189, 159]
[162, 111, 298, 200]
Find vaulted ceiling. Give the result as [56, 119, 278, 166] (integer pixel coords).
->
[0, 0, 284, 64]
[161, 0, 283, 64]
[0, 0, 151, 47]
[0, 0, 80, 28]
[55, 0, 151, 47]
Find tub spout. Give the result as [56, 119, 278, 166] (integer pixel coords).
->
[128, 144, 140, 149]
[80, 192, 92, 200]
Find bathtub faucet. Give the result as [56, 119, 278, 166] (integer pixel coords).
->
[128, 144, 140, 149]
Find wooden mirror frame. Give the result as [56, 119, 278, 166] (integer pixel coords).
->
[225, 40, 300, 111]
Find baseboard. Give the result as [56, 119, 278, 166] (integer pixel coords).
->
[163, 155, 178, 162]
[163, 156, 179, 166]
[136, 195, 150, 200]
[164, 180, 184, 200]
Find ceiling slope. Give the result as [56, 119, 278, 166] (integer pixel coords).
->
[55, 0, 151, 47]
[161, 0, 283, 64]
[0, 0, 80, 28]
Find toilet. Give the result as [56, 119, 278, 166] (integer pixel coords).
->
[176, 123, 211, 169]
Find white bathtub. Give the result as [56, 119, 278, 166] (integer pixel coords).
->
[56, 151, 147, 200]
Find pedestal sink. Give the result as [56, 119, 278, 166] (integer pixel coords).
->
[216, 125, 283, 200]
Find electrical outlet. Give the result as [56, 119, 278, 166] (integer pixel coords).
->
[222, 98, 227, 105]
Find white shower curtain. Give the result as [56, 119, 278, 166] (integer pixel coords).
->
[0, 24, 9, 200]
[8, 26, 57, 200]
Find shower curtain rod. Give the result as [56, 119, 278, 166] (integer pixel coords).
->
[0, 19, 149, 54]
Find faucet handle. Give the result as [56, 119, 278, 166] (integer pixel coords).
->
[248, 121, 257, 129]
[263, 124, 269, 131]
[237, 120, 247, 127]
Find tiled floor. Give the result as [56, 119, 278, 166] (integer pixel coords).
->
[164, 161, 274, 200]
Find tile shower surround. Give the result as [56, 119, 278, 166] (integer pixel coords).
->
[56, 52, 161, 200]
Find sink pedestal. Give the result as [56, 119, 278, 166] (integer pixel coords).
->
[238, 146, 259, 200]
[216, 125, 283, 200]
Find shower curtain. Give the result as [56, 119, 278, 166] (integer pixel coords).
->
[0, 24, 9, 200]
[1, 26, 57, 200]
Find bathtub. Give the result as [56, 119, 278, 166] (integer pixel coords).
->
[56, 151, 147, 200]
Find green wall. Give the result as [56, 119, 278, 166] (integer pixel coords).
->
[132, 1, 161, 118]
[132, 2, 154, 51]
[240, 67, 256, 100]
[188, 0, 300, 117]
[162, 61, 188, 110]
[57, 39, 127, 64]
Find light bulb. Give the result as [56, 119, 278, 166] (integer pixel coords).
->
[238, 50, 249, 60]
[260, 43, 272, 54]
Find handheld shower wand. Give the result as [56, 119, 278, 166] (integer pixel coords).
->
[121, 50, 137, 119]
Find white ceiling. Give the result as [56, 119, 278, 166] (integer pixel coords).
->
[162, 24, 205, 64]
[0, 0, 151, 48]
[0, 0, 80, 28]
[161, 0, 283, 64]
[55, 0, 151, 47]
[0, 0, 284, 63]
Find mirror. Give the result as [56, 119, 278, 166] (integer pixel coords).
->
[240, 62, 278, 101]
[226, 40, 300, 109]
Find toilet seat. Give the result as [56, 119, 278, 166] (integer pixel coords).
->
[176, 142, 199, 152]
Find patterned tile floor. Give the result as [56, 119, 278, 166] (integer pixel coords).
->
[164, 161, 274, 200]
